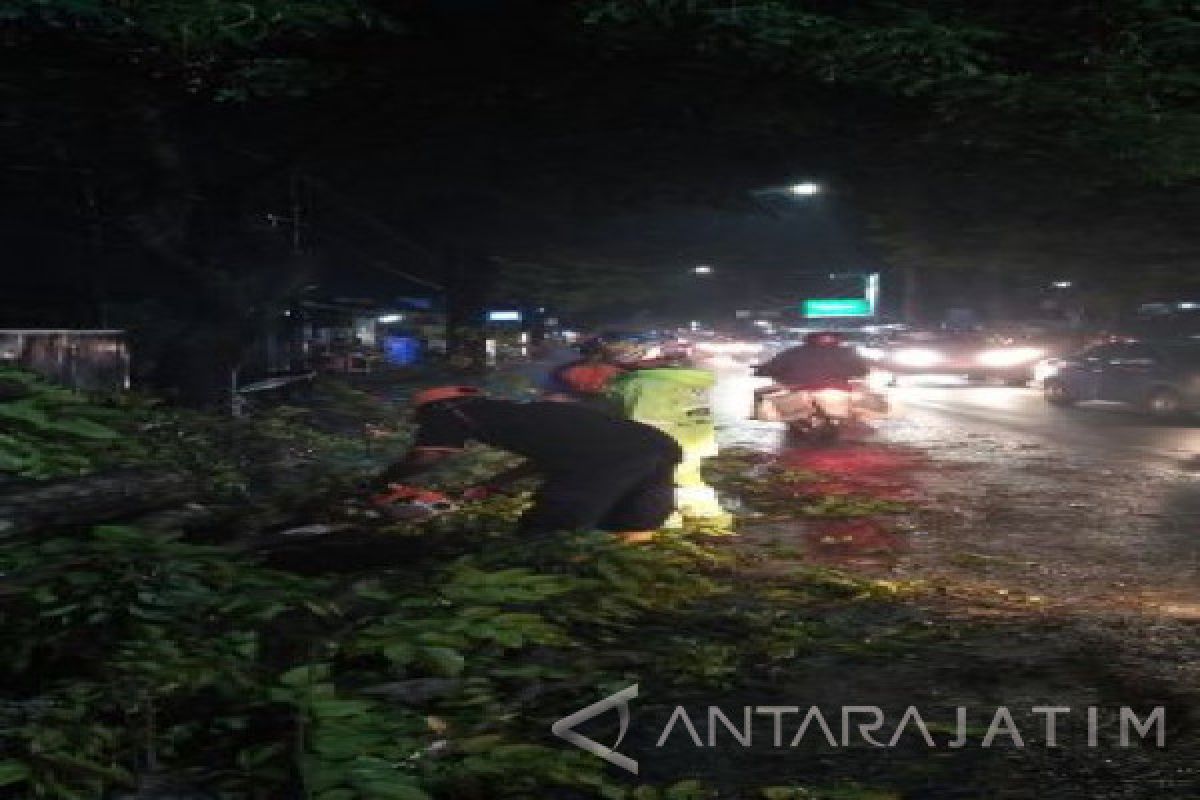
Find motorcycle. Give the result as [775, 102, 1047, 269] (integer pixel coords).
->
[752, 379, 888, 443]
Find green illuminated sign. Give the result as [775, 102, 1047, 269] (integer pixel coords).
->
[802, 297, 873, 318]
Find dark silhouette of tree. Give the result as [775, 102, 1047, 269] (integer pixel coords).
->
[5, 0, 1198, 400]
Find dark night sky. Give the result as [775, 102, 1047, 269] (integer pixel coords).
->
[5, 0, 1198, 333]
[562, 203, 872, 275]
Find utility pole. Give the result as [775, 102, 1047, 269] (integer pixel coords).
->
[289, 171, 303, 255]
[81, 174, 107, 327]
[902, 266, 920, 324]
[267, 171, 305, 255]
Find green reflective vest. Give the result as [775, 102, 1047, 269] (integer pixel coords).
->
[606, 367, 717, 456]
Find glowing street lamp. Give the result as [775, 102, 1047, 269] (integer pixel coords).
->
[692, 265, 713, 275]
[789, 182, 822, 196]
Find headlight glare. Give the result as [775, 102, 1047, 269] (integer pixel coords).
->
[857, 346, 886, 361]
[892, 348, 944, 368]
[977, 347, 1044, 367]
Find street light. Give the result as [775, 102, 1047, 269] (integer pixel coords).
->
[692, 265, 713, 275]
[1052, 280, 1073, 289]
[789, 182, 822, 196]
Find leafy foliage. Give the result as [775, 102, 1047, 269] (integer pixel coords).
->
[0, 371, 403, 496]
[0, 525, 324, 797]
[574, 0, 1200, 182]
[0, 370, 133, 478]
[4, 411, 895, 798]
[0, 513, 727, 797]
[1, 390, 1066, 798]
[5, 0, 374, 58]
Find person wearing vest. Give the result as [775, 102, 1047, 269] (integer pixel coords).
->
[602, 341, 732, 527]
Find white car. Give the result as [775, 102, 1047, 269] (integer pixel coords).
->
[859, 332, 1045, 386]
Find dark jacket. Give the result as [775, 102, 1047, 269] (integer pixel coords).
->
[755, 346, 868, 387]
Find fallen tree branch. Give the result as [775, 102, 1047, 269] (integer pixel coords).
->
[0, 469, 199, 538]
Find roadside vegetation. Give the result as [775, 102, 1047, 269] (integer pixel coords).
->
[1, 373, 1190, 799]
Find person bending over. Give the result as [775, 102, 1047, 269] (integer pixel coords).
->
[378, 386, 682, 540]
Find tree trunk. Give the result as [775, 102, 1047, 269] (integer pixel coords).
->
[0, 469, 198, 538]
[443, 248, 498, 372]
[529, 312, 546, 347]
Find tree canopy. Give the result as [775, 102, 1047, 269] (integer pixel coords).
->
[575, 0, 1200, 183]
[5, 0, 1199, 395]
[10, 0, 1198, 181]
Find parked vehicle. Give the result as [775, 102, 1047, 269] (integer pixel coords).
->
[1043, 339, 1200, 417]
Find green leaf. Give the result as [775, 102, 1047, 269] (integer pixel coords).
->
[382, 643, 415, 666]
[309, 698, 372, 718]
[0, 399, 50, 427]
[418, 646, 465, 677]
[280, 663, 332, 686]
[354, 784, 430, 800]
[490, 744, 551, 760]
[415, 630, 468, 649]
[46, 417, 120, 439]
[238, 742, 286, 770]
[0, 452, 28, 471]
[455, 734, 504, 753]
[761, 789, 808, 800]
[0, 760, 30, 787]
[665, 780, 712, 800]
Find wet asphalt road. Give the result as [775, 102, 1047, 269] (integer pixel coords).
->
[700, 367, 1200, 797]
[885, 380, 1200, 614]
[887, 379, 1200, 471]
[711, 364, 1200, 468]
[709, 364, 1200, 617]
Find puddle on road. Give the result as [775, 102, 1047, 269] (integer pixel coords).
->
[802, 517, 911, 569]
[712, 438, 924, 572]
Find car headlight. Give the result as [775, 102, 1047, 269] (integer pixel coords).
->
[977, 347, 1044, 367]
[857, 346, 886, 361]
[892, 347, 944, 368]
[697, 341, 762, 355]
[1033, 359, 1061, 383]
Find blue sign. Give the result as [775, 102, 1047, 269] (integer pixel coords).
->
[383, 336, 422, 366]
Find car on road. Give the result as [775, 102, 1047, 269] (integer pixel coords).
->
[1043, 339, 1200, 417]
[859, 331, 1047, 386]
[690, 332, 765, 364]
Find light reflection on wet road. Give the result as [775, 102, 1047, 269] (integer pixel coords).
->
[698, 364, 1200, 794]
[887, 378, 1200, 470]
[710, 364, 778, 450]
[707, 362, 1200, 616]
